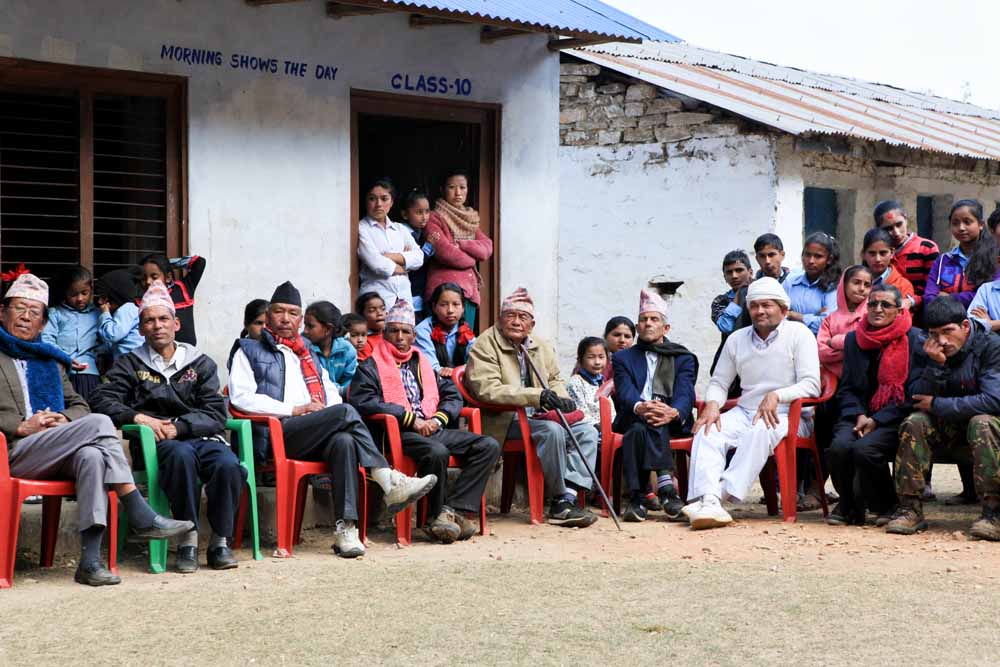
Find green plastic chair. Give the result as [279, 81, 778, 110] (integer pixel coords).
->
[116, 419, 262, 572]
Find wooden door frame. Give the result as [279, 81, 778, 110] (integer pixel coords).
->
[349, 89, 501, 330]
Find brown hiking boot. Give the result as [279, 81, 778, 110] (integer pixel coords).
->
[885, 497, 927, 535]
[449, 508, 478, 541]
[970, 503, 1000, 541]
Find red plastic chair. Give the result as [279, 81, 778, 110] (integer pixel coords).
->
[367, 406, 488, 545]
[758, 368, 838, 523]
[0, 433, 118, 588]
[228, 405, 368, 557]
[599, 396, 738, 515]
[452, 365, 547, 524]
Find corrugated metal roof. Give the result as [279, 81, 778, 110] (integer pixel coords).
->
[571, 42, 1000, 161]
[364, 1, 680, 41]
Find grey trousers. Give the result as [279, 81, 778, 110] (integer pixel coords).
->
[507, 417, 598, 497]
[8, 414, 133, 530]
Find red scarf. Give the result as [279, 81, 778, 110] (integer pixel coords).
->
[358, 332, 382, 362]
[372, 338, 440, 418]
[266, 328, 326, 404]
[430, 319, 475, 367]
[854, 309, 912, 413]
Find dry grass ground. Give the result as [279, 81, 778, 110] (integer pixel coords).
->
[3, 466, 1000, 666]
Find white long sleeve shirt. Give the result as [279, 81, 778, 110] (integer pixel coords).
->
[357, 215, 423, 308]
[228, 346, 341, 417]
[706, 319, 820, 413]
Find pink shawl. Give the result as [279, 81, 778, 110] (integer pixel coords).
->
[818, 271, 867, 377]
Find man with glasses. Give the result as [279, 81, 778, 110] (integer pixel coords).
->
[826, 285, 924, 527]
[464, 287, 600, 527]
[887, 295, 1000, 539]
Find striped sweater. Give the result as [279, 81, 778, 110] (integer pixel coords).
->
[891, 233, 939, 298]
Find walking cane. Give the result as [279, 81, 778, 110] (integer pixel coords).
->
[519, 343, 622, 531]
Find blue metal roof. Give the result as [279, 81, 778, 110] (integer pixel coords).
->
[368, 1, 680, 41]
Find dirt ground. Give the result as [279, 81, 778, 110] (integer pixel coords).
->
[3, 466, 1000, 667]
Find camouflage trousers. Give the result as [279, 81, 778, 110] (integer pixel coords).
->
[895, 412, 1000, 498]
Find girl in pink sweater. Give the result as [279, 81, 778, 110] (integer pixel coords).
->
[818, 265, 874, 376]
[424, 169, 493, 329]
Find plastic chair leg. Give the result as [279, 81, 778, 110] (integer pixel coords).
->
[523, 445, 545, 525]
[776, 442, 798, 522]
[245, 473, 262, 561]
[274, 469, 294, 556]
[674, 452, 690, 501]
[0, 492, 22, 589]
[232, 486, 248, 550]
[292, 476, 309, 546]
[106, 491, 119, 575]
[40, 495, 62, 568]
[499, 454, 518, 514]
[479, 496, 488, 536]
[759, 459, 779, 516]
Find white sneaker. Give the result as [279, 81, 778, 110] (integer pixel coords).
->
[689, 495, 733, 530]
[681, 500, 702, 521]
[383, 470, 438, 515]
[333, 520, 365, 558]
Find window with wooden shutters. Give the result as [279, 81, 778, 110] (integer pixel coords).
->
[0, 60, 185, 284]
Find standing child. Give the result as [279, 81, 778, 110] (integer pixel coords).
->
[862, 228, 916, 306]
[95, 268, 143, 359]
[304, 300, 358, 395]
[342, 313, 369, 357]
[414, 282, 476, 378]
[784, 232, 842, 335]
[399, 190, 434, 315]
[925, 199, 1000, 307]
[567, 337, 614, 432]
[140, 253, 206, 345]
[424, 169, 494, 329]
[874, 200, 939, 306]
[711, 250, 752, 339]
[733, 233, 791, 330]
[227, 299, 268, 370]
[41, 265, 103, 399]
[355, 291, 386, 362]
[357, 177, 422, 309]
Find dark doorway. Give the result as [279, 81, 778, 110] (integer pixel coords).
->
[351, 91, 499, 331]
[803, 186, 838, 239]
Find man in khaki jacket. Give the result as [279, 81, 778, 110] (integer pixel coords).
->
[464, 287, 598, 527]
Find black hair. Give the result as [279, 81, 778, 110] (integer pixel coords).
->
[354, 291, 384, 315]
[988, 206, 1000, 234]
[139, 253, 173, 279]
[429, 282, 466, 308]
[94, 267, 142, 307]
[243, 299, 269, 326]
[862, 227, 893, 252]
[49, 264, 93, 307]
[306, 300, 344, 338]
[722, 249, 752, 271]
[576, 336, 609, 363]
[603, 316, 636, 338]
[440, 168, 474, 208]
[842, 264, 873, 285]
[401, 189, 430, 210]
[873, 199, 906, 226]
[950, 198, 985, 225]
[924, 294, 968, 329]
[2, 297, 48, 322]
[802, 231, 843, 291]
[965, 234, 998, 288]
[365, 177, 396, 199]
[753, 233, 784, 253]
[342, 313, 367, 331]
[868, 283, 903, 308]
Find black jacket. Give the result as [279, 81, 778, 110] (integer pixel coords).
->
[90, 342, 227, 439]
[910, 319, 1000, 421]
[348, 355, 462, 432]
[836, 328, 926, 426]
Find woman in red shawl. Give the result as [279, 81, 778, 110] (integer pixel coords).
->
[826, 283, 925, 527]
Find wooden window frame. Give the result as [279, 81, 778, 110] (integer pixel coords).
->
[0, 57, 188, 271]
[350, 89, 501, 329]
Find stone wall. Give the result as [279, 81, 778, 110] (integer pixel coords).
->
[559, 62, 752, 148]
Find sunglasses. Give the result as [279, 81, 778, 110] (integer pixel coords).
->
[868, 300, 898, 311]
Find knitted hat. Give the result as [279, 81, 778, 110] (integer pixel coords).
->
[746, 276, 790, 307]
[140, 280, 175, 315]
[5, 273, 48, 306]
[638, 288, 668, 319]
[385, 299, 415, 327]
[500, 287, 534, 316]
[270, 281, 301, 307]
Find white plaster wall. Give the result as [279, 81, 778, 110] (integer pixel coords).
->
[557, 134, 778, 388]
[3, 0, 559, 368]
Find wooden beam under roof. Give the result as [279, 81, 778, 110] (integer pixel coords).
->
[409, 14, 469, 28]
[547, 37, 618, 52]
[480, 27, 532, 43]
[326, 1, 388, 18]
[245, 0, 308, 6]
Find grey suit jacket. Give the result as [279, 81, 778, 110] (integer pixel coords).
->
[0, 351, 90, 450]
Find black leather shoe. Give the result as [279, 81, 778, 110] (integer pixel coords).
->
[74, 561, 121, 586]
[128, 516, 196, 542]
[176, 546, 199, 574]
[207, 546, 238, 570]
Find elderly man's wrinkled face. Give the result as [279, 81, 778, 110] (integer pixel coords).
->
[139, 306, 180, 351]
[749, 299, 787, 334]
[1, 297, 46, 341]
[636, 312, 668, 343]
[384, 323, 416, 352]
[267, 303, 302, 340]
[500, 310, 534, 345]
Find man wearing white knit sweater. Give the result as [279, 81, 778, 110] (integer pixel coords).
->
[686, 277, 820, 529]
